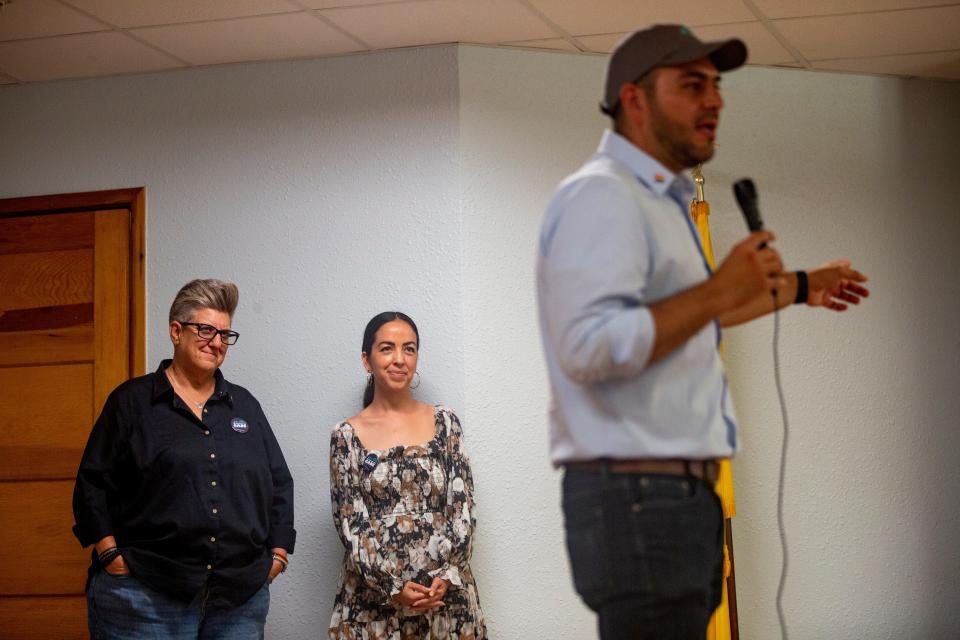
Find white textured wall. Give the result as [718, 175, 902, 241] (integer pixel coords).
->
[715, 68, 960, 639]
[0, 47, 464, 639]
[456, 45, 960, 639]
[458, 46, 604, 639]
[2, 42, 959, 639]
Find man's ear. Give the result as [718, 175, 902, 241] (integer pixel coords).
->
[618, 82, 648, 127]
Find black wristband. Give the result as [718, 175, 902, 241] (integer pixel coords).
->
[98, 547, 122, 568]
[794, 270, 809, 304]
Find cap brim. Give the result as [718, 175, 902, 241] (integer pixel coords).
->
[662, 38, 747, 72]
[708, 38, 747, 71]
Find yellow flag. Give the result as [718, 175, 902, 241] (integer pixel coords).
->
[692, 169, 736, 640]
[689, 181, 736, 519]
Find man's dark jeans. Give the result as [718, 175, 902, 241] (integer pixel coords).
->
[563, 466, 724, 640]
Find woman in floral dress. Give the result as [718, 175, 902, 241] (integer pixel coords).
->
[328, 311, 486, 640]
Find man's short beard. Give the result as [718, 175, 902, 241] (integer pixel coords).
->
[648, 96, 715, 169]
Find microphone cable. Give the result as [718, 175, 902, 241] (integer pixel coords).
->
[733, 178, 791, 639]
[771, 290, 790, 640]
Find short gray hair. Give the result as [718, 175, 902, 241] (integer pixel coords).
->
[168, 279, 239, 324]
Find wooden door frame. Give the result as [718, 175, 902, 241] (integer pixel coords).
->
[0, 188, 146, 376]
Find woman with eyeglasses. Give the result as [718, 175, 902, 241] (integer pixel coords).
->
[72, 278, 295, 640]
[327, 311, 486, 639]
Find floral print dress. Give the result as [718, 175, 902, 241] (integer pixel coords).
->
[328, 406, 486, 640]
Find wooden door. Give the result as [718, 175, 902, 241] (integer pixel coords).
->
[0, 190, 144, 640]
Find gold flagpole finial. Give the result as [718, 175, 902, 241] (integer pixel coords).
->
[693, 164, 706, 203]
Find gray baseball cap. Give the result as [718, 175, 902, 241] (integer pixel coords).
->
[600, 24, 748, 116]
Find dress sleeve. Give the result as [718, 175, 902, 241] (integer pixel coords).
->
[329, 424, 405, 601]
[428, 409, 477, 590]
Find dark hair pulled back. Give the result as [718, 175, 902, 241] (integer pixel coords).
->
[361, 311, 419, 408]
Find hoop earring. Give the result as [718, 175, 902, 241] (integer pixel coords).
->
[410, 371, 421, 390]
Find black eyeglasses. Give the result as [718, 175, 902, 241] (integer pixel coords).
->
[180, 322, 240, 345]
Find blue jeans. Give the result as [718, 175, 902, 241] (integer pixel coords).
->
[87, 571, 270, 640]
[562, 467, 724, 640]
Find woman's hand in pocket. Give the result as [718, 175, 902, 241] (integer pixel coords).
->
[104, 554, 129, 576]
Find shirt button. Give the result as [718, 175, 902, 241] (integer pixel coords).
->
[211, 481, 217, 487]
[204, 430, 211, 436]
[203, 409, 208, 414]
[210, 453, 216, 459]
[210, 536, 216, 542]
[212, 508, 218, 514]
[206, 564, 212, 570]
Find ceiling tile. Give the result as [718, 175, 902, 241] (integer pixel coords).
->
[694, 21, 795, 66]
[567, 31, 619, 53]
[0, 31, 184, 81]
[321, 0, 559, 48]
[63, 0, 302, 28]
[0, 0, 106, 41]
[814, 50, 960, 81]
[300, 0, 392, 7]
[500, 37, 579, 52]
[774, 6, 960, 60]
[752, 0, 949, 20]
[526, 0, 754, 37]
[131, 13, 364, 66]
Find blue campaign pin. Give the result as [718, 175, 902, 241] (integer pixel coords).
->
[231, 417, 249, 434]
[362, 452, 379, 473]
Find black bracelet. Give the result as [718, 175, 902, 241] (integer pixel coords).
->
[98, 547, 122, 568]
[794, 270, 809, 305]
[97, 546, 116, 561]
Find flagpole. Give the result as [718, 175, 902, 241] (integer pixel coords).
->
[692, 163, 740, 640]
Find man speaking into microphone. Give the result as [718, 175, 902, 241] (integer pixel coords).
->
[535, 25, 870, 640]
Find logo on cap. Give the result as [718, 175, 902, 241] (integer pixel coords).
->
[231, 418, 249, 433]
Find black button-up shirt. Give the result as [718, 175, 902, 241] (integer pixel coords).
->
[72, 360, 296, 610]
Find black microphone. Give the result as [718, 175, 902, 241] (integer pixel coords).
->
[733, 178, 763, 232]
[734, 177, 776, 295]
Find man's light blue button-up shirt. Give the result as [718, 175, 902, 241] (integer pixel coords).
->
[537, 129, 738, 465]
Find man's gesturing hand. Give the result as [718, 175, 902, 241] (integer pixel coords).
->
[805, 259, 870, 311]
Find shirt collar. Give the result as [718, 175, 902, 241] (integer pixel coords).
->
[597, 129, 696, 202]
[152, 359, 233, 406]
